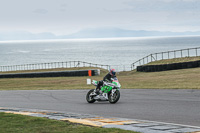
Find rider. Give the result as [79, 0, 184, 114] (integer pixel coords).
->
[96, 68, 116, 94]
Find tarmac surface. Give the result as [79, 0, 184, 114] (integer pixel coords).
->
[0, 89, 200, 127]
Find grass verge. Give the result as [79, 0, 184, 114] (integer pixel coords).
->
[0, 112, 138, 133]
[118, 67, 200, 89]
[1, 61, 200, 90]
[146, 56, 200, 65]
[0, 67, 108, 90]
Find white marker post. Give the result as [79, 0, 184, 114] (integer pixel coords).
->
[87, 78, 91, 85]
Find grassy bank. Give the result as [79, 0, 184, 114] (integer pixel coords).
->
[146, 56, 200, 65]
[0, 112, 138, 133]
[0, 67, 200, 90]
[0, 67, 108, 90]
[1, 56, 200, 90]
[118, 67, 200, 89]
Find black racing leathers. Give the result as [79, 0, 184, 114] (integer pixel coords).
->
[96, 73, 116, 92]
[103, 73, 116, 83]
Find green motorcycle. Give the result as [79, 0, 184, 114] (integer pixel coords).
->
[86, 77, 121, 104]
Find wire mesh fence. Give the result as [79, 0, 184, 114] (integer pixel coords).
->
[0, 61, 111, 72]
[131, 47, 200, 70]
[1, 47, 200, 72]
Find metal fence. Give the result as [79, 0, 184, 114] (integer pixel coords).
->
[131, 47, 200, 70]
[2, 47, 200, 72]
[110, 65, 132, 72]
[0, 61, 111, 72]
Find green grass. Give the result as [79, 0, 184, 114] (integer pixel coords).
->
[118, 67, 200, 89]
[0, 112, 138, 133]
[1, 57, 200, 90]
[0, 67, 108, 90]
[146, 56, 200, 65]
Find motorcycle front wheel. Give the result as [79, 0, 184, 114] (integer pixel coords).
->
[86, 89, 96, 103]
[108, 90, 120, 104]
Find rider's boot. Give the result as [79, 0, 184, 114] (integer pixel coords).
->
[95, 87, 100, 95]
[95, 81, 101, 95]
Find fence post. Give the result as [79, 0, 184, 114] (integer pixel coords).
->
[174, 51, 176, 58]
[78, 61, 80, 67]
[188, 49, 190, 57]
[181, 50, 183, 57]
[156, 53, 157, 60]
[168, 52, 169, 59]
[50, 62, 52, 69]
[162, 52, 163, 60]
[196, 48, 198, 56]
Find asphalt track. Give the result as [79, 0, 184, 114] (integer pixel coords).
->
[0, 89, 199, 127]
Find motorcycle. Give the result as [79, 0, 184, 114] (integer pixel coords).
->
[86, 77, 121, 104]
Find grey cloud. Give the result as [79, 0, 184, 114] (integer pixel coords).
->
[0, 0, 200, 35]
[33, 9, 48, 14]
[107, 0, 200, 12]
[59, 3, 68, 12]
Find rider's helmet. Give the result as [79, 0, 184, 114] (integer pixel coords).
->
[109, 68, 116, 76]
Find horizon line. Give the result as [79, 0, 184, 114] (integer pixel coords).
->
[1, 35, 200, 43]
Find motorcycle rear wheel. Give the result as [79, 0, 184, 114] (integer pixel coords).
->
[108, 90, 120, 104]
[86, 89, 96, 103]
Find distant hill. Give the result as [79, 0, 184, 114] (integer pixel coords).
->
[63, 28, 200, 39]
[0, 31, 56, 41]
[1, 28, 200, 41]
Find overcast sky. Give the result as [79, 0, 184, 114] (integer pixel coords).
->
[0, 0, 200, 35]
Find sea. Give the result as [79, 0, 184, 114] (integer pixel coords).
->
[0, 36, 200, 71]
